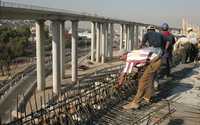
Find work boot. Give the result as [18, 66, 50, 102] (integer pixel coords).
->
[123, 101, 139, 110]
[143, 97, 151, 103]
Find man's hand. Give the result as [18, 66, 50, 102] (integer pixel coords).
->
[120, 52, 128, 60]
[117, 73, 126, 88]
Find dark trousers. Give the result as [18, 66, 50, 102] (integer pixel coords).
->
[189, 44, 199, 62]
[161, 51, 172, 77]
[181, 43, 191, 63]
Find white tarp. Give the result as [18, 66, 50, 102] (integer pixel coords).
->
[123, 47, 162, 73]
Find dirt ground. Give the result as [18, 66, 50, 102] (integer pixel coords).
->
[0, 62, 33, 81]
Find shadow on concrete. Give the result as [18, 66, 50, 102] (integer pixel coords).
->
[153, 64, 198, 102]
[168, 119, 184, 125]
[169, 83, 193, 95]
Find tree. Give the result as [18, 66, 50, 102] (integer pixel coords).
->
[0, 26, 31, 76]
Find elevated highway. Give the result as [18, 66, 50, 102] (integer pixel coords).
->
[0, 1, 183, 124]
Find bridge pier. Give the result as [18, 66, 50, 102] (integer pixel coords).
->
[128, 24, 133, 51]
[36, 20, 45, 91]
[71, 20, 78, 83]
[99, 23, 103, 61]
[123, 24, 127, 50]
[120, 24, 124, 50]
[126, 24, 130, 51]
[134, 24, 139, 49]
[101, 23, 106, 63]
[131, 24, 135, 50]
[52, 21, 61, 94]
[60, 21, 65, 79]
[91, 22, 96, 62]
[105, 23, 108, 58]
[96, 22, 100, 63]
[108, 23, 113, 58]
[130, 24, 134, 51]
[139, 26, 145, 44]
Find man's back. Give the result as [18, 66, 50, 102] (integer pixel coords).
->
[187, 31, 198, 44]
[142, 31, 165, 50]
[162, 31, 176, 52]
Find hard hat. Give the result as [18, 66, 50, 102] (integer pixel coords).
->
[187, 27, 193, 32]
[161, 23, 169, 31]
[147, 25, 155, 30]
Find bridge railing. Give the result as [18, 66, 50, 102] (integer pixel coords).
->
[0, 1, 101, 19]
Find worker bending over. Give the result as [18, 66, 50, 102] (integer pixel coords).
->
[187, 27, 198, 63]
[123, 26, 166, 110]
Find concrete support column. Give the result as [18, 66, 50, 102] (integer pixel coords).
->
[36, 20, 45, 91]
[101, 23, 106, 63]
[60, 21, 65, 79]
[96, 23, 100, 63]
[126, 24, 130, 51]
[120, 24, 124, 50]
[52, 21, 61, 94]
[108, 23, 113, 58]
[128, 25, 133, 51]
[140, 26, 144, 45]
[91, 22, 96, 62]
[123, 24, 127, 50]
[100, 23, 103, 58]
[135, 25, 139, 49]
[105, 23, 108, 57]
[131, 24, 135, 50]
[71, 20, 78, 83]
[139, 26, 142, 38]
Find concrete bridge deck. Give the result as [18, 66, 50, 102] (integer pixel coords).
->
[95, 63, 200, 125]
[0, 0, 177, 30]
[3, 61, 200, 125]
[0, 1, 180, 32]
[0, 1, 195, 125]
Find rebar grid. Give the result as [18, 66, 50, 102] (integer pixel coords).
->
[6, 66, 138, 125]
[5, 64, 176, 125]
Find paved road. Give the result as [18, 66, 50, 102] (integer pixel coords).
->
[0, 69, 37, 122]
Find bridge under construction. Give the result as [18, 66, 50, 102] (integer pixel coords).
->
[0, 1, 200, 125]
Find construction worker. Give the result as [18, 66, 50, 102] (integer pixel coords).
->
[161, 23, 176, 77]
[173, 36, 191, 64]
[187, 27, 198, 63]
[123, 26, 165, 110]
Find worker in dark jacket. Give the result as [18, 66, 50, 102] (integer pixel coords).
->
[161, 23, 176, 78]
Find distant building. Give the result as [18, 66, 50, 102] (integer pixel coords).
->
[78, 31, 91, 39]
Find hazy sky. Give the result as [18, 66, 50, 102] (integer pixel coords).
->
[4, 0, 200, 27]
